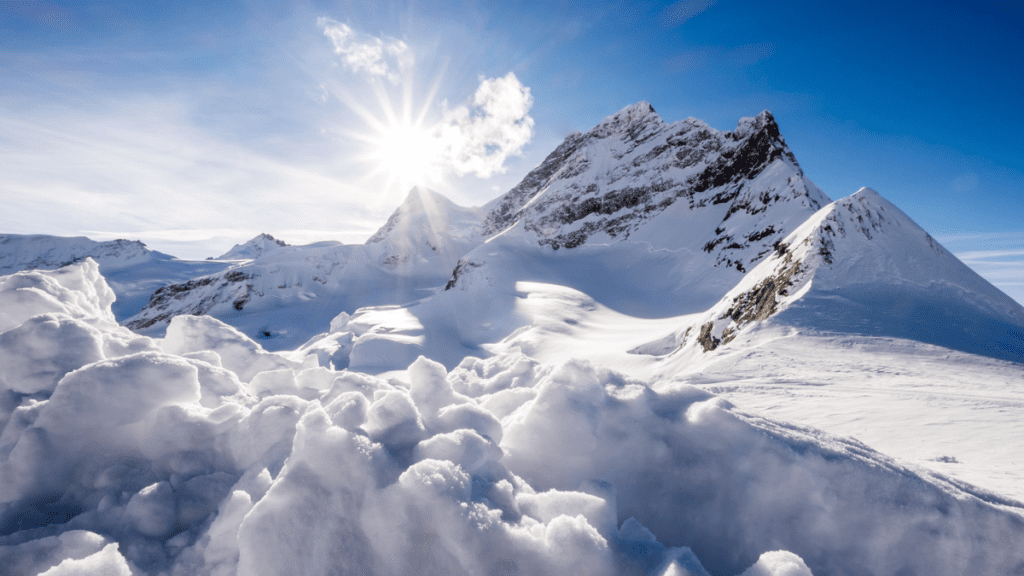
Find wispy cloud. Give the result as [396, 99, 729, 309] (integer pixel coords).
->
[0, 100, 381, 259]
[938, 231, 1024, 306]
[665, 42, 776, 73]
[659, 0, 718, 27]
[318, 18, 412, 84]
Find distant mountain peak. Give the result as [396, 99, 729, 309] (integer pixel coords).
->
[367, 187, 469, 245]
[0, 233, 168, 274]
[213, 233, 289, 261]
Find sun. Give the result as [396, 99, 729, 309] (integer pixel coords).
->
[371, 120, 441, 189]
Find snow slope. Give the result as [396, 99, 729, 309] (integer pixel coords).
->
[125, 187, 486, 350]
[2, 261, 1023, 576]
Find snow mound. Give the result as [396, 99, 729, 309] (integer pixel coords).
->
[3, 262, 1024, 576]
[212, 233, 289, 261]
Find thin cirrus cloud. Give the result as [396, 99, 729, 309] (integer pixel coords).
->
[665, 42, 777, 73]
[937, 231, 1024, 306]
[659, 0, 718, 27]
[0, 103, 380, 259]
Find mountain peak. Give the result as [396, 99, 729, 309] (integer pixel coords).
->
[368, 188, 468, 245]
[213, 233, 289, 260]
[588, 100, 663, 140]
[399, 186, 458, 211]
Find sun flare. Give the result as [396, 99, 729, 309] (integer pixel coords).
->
[371, 121, 441, 189]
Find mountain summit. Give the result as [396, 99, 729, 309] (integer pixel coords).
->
[480, 104, 826, 271]
[214, 233, 290, 260]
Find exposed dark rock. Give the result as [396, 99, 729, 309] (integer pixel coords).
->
[444, 259, 482, 290]
[479, 105, 820, 276]
[126, 270, 255, 329]
[697, 322, 720, 352]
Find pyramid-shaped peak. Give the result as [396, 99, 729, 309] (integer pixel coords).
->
[367, 187, 482, 245]
[399, 186, 459, 210]
[850, 186, 882, 199]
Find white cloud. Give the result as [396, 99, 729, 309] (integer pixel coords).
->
[437, 72, 535, 179]
[318, 18, 411, 84]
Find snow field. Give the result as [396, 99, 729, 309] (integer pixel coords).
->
[2, 261, 1024, 576]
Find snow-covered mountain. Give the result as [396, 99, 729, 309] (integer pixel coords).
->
[0, 234, 232, 320]
[213, 233, 290, 261]
[482, 103, 827, 264]
[0, 234, 170, 273]
[125, 187, 485, 349]
[632, 187, 1024, 362]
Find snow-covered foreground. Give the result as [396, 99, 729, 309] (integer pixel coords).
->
[672, 326, 1024, 503]
[3, 261, 1024, 576]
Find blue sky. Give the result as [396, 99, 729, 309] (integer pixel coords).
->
[1, 0, 1022, 303]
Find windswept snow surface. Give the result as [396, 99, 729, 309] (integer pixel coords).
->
[2, 261, 1024, 576]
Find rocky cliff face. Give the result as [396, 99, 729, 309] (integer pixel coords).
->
[478, 102, 828, 272]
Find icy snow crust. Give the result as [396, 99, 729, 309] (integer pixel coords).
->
[2, 261, 1024, 576]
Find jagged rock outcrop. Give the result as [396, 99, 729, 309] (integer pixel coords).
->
[479, 103, 827, 274]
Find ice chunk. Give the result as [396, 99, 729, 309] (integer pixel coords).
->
[37, 543, 132, 576]
[161, 315, 297, 382]
[740, 551, 813, 576]
[0, 314, 104, 394]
